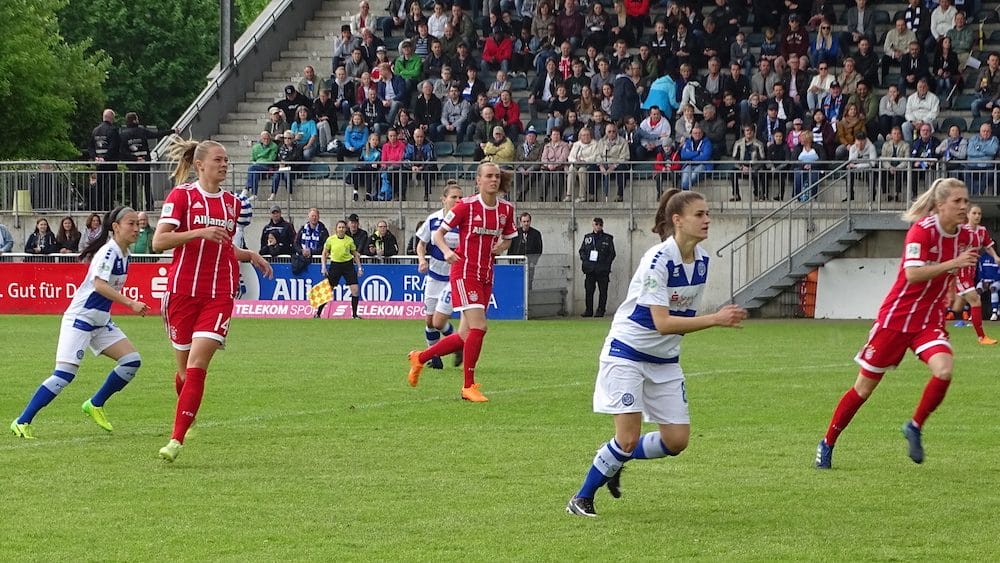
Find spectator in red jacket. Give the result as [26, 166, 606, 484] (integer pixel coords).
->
[481, 26, 514, 75]
[493, 90, 523, 141]
[623, 0, 650, 43]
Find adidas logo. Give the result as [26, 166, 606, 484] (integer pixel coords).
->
[192, 201, 204, 209]
[473, 214, 482, 221]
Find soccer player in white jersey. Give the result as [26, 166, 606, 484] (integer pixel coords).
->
[566, 189, 748, 518]
[415, 181, 464, 370]
[10, 207, 150, 439]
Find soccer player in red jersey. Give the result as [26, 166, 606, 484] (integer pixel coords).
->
[816, 178, 980, 469]
[407, 163, 516, 402]
[152, 140, 273, 462]
[948, 204, 1000, 344]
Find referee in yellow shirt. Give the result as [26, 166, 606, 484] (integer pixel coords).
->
[318, 220, 364, 318]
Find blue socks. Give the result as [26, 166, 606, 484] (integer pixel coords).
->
[576, 433, 677, 499]
[17, 365, 78, 424]
[425, 327, 440, 348]
[441, 323, 454, 337]
[91, 352, 141, 407]
[577, 439, 632, 499]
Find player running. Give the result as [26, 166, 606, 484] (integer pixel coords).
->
[11, 206, 149, 439]
[947, 204, 999, 344]
[816, 178, 980, 469]
[566, 189, 747, 518]
[406, 163, 516, 402]
[153, 139, 272, 462]
[415, 181, 464, 370]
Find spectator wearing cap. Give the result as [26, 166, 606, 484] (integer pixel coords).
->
[346, 213, 369, 252]
[840, 0, 876, 55]
[481, 26, 514, 75]
[393, 40, 423, 97]
[273, 85, 311, 123]
[333, 26, 362, 72]
[271, 131, 303, 201]
[514, 126, 545, 200]
[756, 102, 787, 146]
[261, 205, 296, 254]
[297, 65, 324, 101]
[482, 125, 516, 165]
[821, 81, 846, 125]
[265, 106, 290, 142]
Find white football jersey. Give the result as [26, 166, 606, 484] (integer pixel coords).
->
[601, 237, 709, 376]
[64, 240, 129, 327]
[417, 209, 460, 282]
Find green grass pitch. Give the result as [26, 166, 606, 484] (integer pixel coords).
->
[2, 315, 999, 560]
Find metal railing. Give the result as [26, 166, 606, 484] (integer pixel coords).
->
[713, 157, 946, 307]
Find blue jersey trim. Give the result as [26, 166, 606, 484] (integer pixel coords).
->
[83, 292, 113, 313]
[72, 319, 100, 332]
[669, 309, 696, 317]
[428, 270, 449, 282]
[608, 339, 679, 364]
[627, 305, 656, 330]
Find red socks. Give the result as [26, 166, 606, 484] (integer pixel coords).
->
[419, 333, 464, 364]
[971, 307, 986, 338]
[463, 328, 486, 388]
[913, 376, 951, 428]
[824, 387, 867, 446]
[174, 372, 184, 396]
[172, 367, 206, 443]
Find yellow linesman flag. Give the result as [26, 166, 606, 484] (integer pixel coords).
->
[308, 279, 333, 309]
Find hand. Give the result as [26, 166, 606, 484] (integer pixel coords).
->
[199, 227, 231, 244]
[444, 249, 459, 263]
[322, 266, 328, 275]
[954, 249, 980, 270]
[418, 257, 428, 273]
[713, 304, 748, 328]
[251, 252, 274, 279]
[357, 265, 364, 276]
[129, 299, 150, 316]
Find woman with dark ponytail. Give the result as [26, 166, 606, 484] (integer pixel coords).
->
[566, 189, 748, 518]
[11, 206, 149, 439]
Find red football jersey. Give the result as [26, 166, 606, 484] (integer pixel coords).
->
[160, 182, 240, 298]
[440, 194, 516, 284]
[957, 223, 995, 284]
[878, 214, 976, 332]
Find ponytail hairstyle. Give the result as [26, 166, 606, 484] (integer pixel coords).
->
[902, 177, 967, 223]
[166, 137, 226, 184]
[652, 189, 706, 241]
[79, 205, 134, 262]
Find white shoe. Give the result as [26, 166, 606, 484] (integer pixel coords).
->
[267, 194, 275, 201]
[239, 188, 249, 197]
[327, 140, 338, 152]
[248, 194, 256, 201]
[991, 312, 998, 321]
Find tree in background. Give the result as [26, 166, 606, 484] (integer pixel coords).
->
[59, 0, 219, 138]
[235, 0, 270, 35]
[0, 0, 108, 159]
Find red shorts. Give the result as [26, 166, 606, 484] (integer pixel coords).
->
[162, 293, 235, 350]
[956, 268, 977, 295]
[854, 322, 952, 376]
[451, 278, 493, 311]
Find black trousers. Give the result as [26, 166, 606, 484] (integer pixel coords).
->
[584, 271, 610, 315]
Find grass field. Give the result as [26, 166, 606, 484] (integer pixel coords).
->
[3, 315, 1000, 560]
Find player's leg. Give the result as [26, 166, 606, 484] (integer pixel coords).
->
[458, 305, 488, 401]
[83, 336, 142, 432]
[409, 281, 464, 385]
[433, 286, 460, 366]
[990, 281, 1000, 320]
[905, 342, 956, 464]
[422, 280, 445, 369]
[12, 318, 89, 437]
[965, 290, 996, 343]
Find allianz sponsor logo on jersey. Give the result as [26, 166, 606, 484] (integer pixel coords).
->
[192, 213, 235, 231]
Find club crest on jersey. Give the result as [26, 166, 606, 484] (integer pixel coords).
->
[906, 243, 921, 258]
[499, 214, 507, 226]
[863, 345, 875, 360]
[469, 290, 479, 303]
[621, 393, 635, 407]
[697, 262, 706, 277]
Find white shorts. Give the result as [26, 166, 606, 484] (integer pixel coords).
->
[423, 277, 454, 317]
[592, 357, 690, 424]
[55, 316, 127, 365]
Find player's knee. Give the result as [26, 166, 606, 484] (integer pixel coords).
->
[617, 436, 639, 453]
[662, 435, 689, 454]
[116, 352, 142, 381]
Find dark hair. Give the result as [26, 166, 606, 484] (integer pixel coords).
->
[520, 212, 532, 220]
[652, 189, 705, 241]
[593, 217, 604, 226]
[79, 206, 135, 262]
[55, 216, 80, 245]
[125, 112, 139, 127]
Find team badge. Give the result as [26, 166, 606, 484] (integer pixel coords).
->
[643, 275, 658, 291]
[499, 214, 507, 226]
[76, 349, 85, 360]
[469, 290, 479, 303]
[621, 393, 635, 407]
[697, 262, 706, 277]
[863, 345, 875, 360]
[905, 243, 921, 258]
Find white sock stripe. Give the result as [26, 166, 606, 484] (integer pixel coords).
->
[114, 352, 142, 382]
[41, 375, 74, 395]
[608, 439, 632, 459]
[639, 432, 668, 458]
[593, 443, 625, 477]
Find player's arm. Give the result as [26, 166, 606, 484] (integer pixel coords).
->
[433, 227, 457, 263]
[905, 253, 980, 283]
[93, 278, 148, 315]
[647, 303, 748, 335]
[152, 222, 230, 252]
[234, 246, 274, 279]
[416, 239, 429, 273]
[492, 236, 513, 255]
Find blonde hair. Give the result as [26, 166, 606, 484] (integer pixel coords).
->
[166, 137, 226, 183]
[903, 177, 968, 223]
[652, 189, 706, 241]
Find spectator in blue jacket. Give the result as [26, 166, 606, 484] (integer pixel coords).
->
[338, 111, 370, 162]
[403, 128, 437, 201]
[965, 122, 1000, 195]
[376, 63, 408, 125]
[0, 221, 14, 253]
[679, 126, 713, 190]
[290, 106, 319, 160]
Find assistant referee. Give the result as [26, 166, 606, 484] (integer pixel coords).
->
[318, 219, 364, 319]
